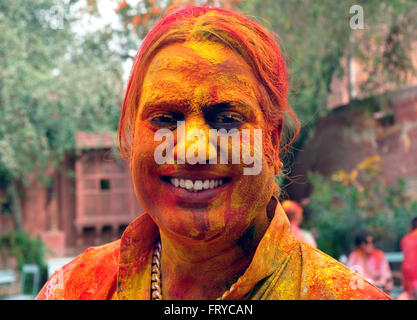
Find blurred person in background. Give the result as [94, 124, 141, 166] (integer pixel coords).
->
[397, 217, 417, 300]
[347, 231, 393, 294]
[282, 200, 317, 248]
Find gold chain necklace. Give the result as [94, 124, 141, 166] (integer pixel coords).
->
[150, 241, 162, 300]
[150, 240, 237, 300]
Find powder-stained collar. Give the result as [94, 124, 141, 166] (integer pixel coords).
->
[36, 201, 390, 300]
[116, 202, 297, 300]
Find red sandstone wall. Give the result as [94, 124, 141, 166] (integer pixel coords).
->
[288, 85, 417, 202]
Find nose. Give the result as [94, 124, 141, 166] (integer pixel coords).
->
[174, 117, 217, 165]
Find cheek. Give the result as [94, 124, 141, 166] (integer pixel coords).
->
[232, 161, 274, 211]
[130, 126, 162, 201]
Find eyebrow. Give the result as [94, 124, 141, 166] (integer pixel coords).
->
[202, 101, 257, 121]
[202, 101, 251, 113]
[141, 99, 194, 119]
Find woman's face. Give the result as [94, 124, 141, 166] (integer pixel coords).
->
[361, 236, 374, 254]
[130, 41, 280, 242]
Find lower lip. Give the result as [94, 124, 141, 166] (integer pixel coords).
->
[161, 179, 230, 206]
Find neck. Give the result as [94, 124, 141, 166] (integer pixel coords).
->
[359, 248, 372, 257]
[159, 209, 270, 300]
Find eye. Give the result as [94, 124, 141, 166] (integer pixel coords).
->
[149, 112, 183, 129]
[206, 111, 245, 130]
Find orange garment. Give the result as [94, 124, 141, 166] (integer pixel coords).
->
[400, 229, 417, 293]
[36, 203, 390, 300]
[347, 249, 392, 287]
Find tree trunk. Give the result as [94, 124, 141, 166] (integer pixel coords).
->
[8, 180, 25, 232]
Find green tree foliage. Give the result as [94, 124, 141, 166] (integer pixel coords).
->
[305, 156, 417, 258]
[0, 231, 46, 270]
[0, 0, 123, 231]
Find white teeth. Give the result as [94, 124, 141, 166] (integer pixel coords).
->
[194, 180, 203, 191]
[203, 180, 210, 189]
[173, 178, 179, 187]
[185, 179, 193, 190]
[169, 178, 226, 192]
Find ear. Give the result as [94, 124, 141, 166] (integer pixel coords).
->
[266, 183, 280, 221]
[271, 118, 283, 175]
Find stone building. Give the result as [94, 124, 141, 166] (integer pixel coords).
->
[0, 132, 144, 262]
[287, 84, 417, 202]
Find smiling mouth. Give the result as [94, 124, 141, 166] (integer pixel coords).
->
[161, 177, 232, 192]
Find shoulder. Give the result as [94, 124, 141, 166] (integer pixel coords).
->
[401, 232, 414, 245]
[348, 249, 358, 260]
[298, 242, 390, 300]
[36, 240, 121, 300]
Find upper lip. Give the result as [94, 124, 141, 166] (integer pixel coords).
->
[156, 166, 234, 180]
[163, 174, 229, 181]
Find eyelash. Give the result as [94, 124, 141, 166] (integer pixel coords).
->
[149, 113, 183, 128]
[148, 110, 246, 130]
[206, 111, 246, 129]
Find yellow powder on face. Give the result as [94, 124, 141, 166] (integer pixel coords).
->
[192, 86, 211, 107]
[183, 40, 231, 65]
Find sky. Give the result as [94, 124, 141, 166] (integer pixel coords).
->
[69, 0, 140, 83]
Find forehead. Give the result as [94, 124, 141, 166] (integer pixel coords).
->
[139, 41, 261, 112]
